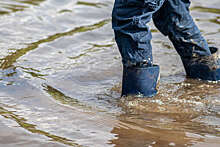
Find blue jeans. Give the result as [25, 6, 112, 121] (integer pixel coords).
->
[112, 0, 211, 67]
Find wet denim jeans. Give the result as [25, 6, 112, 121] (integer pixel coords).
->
[112, 0, 211, 67]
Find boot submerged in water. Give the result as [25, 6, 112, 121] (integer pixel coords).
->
[122, 64, 160, 98]
[181, 47, 220, 81]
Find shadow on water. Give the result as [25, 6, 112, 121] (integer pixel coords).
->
[0, 19, 110, 70]
[0, 104, 82, 147]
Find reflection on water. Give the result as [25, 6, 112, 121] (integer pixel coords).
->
[42, 83, 93, 110]
[0, 105, 81, 147]
[111, 78, 220, 147]
[0, 0, 220, 147]
[76, 1, 107, 8]
[0, 19, 110, 69]
[0, 0, 45, 15]
[191, 6, 220, 14]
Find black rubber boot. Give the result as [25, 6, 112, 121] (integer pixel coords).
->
[181, 47, 220, 81]
[122, 65, 160, 97]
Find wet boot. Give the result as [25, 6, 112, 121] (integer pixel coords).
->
[181, 47, 220, 81]
[122, 64, 160, 97]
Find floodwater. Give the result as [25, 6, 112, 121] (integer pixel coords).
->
[0, 0, 220, 147]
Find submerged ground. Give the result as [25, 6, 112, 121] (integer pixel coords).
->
[0, 0, 220, 147]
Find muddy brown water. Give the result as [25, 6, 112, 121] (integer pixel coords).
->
[0, 0, 220, 147]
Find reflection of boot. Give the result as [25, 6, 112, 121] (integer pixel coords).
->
[122, 65, 160, 97]
[181, 47, 220, 81]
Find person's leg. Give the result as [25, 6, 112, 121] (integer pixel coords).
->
[153, 0, 220, 81]
[112, 0, 166, 66]
[112, 0, 165, 97]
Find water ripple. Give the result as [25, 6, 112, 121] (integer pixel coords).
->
[0, 0, 46, 15]
[0, 19, 110, 70]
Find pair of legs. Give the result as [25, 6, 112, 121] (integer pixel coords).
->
[112, 0, 220, 97]
[112, 0, 211, 66]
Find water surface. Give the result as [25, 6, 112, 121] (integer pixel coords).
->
[0, 0, 220, 147]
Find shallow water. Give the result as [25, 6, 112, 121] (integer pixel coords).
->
[0, 0, 220, 147]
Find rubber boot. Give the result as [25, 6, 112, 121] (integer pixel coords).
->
[122, 65, 160, 97]
[181, 47, 220, 81]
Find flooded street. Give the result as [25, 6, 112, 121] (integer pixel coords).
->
[0, 0, 220, 146]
